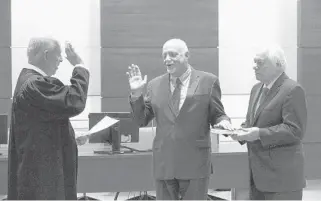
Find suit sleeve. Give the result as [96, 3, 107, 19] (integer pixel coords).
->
[259, 86, 307, 148]
[129, 82, 155, 127]
[19, 67, 90, 120]
[209, 78, 230, 126]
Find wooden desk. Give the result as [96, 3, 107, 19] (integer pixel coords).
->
[1, 136, 320, 199]
[0, 143, 249, 195]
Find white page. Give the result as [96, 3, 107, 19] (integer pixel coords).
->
[78, 115, 119, 137]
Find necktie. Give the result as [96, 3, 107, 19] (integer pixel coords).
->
[255, 87, 269, 115]
[171, 78, 182, 115]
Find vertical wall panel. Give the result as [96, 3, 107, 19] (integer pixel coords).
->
[298, 0, 321, 143]
[101, 0, 219, 111]
[298, 0, 321, 47]
[0, 0, 11, 144]
[101, 0, 218, 48]
[0, 0, 11, 47]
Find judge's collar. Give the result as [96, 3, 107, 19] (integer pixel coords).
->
[26, 64, 48, 76]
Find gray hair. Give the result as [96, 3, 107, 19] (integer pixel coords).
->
[261, 44, 287, 71]
[27, 37, 60, 63]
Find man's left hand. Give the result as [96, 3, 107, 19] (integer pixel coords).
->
[213, 120, 234, 130]
[233, 127, 260, 142]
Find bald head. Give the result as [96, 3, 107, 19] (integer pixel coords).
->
[162, 38, 189, 55]
[162, 38, 190, 77]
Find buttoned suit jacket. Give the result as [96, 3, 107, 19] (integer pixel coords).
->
[130, 68, 229, 180]
[242, 73, 307, 192]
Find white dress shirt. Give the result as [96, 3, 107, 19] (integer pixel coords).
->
[170, 65, 192, 111]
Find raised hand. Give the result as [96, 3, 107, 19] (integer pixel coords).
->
[65, 41, 84, 66]
[126, 64, 147, 96]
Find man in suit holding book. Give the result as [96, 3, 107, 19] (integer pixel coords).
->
[127, 38, 232, 200]
[233, 44, 307, 200]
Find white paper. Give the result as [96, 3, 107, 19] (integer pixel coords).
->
[89, 115, 119, 134]
[78, 115, 119, 137]
[211, 128, 245, 136]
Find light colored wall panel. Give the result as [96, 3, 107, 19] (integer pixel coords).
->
[298, 0, 321, 47]
[101, 48, 218, 98]
[11, 47, 101, 96]
[219, 47, 297, 94]
[219, 0, 297, 48]
[11, 0, 100, 48]
[101, 0, 218, 48]
[221, 95, 250, 119]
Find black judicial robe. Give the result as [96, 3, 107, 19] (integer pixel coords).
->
[7, 67, 89, 200]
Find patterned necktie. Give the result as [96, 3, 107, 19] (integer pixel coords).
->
[171, 78, 182, 115]
[255, 87, 269, 115]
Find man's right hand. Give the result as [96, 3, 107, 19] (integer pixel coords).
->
[65, 41, 84, 67]
[126, 64, 147, 96]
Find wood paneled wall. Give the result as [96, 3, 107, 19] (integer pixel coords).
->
[298, 0, 321, 143]
[0, 0, 11, 144]
[100, 0, 219, 112]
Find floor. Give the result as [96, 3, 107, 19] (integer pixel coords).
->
[1, 180, 320, 200]
[71, 180, 321, 200]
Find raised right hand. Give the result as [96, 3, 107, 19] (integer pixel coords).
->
[126, 64, 147, 96]
[65, 41, 84, 66]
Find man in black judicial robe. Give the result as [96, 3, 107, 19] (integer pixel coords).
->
[7, 37, 90, 200]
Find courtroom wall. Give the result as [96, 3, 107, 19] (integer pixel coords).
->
[7, 0, 307, 145]
[11, 0, 101, 134]
[219, 0, 297, 142]
[100, 0, 219, 112]
[0, 0, 11, 144]
[297, 0, 321, 143]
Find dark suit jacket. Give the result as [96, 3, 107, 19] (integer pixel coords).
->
[130, 68, 229, 180]
[7, 67, 89, 200]
[243, 73, 307, 192]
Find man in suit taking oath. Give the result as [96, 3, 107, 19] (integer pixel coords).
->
[232, 44, 307, 200]
[7, 37, 90, 200]
[127, 38, 232, 200]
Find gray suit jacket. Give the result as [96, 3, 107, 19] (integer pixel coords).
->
[130, 68, 229, 180]
[243, 73, 307, 192]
